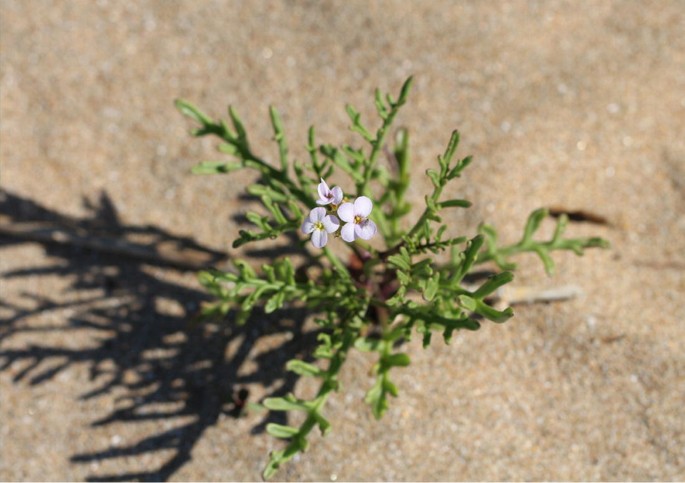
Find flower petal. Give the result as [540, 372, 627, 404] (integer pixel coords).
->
[355, 219, 377, 240]
[309, 207, 326, 222]
[301, 220, 315, 234]
[337, 202, 355, 223]
[340, 223, 356, 242]
[317, 179, 330, 202]
[311, 228, 327, 248]
[331, 186, 343, 205]
[323, 214, 340, 233]
[354, 196, 373, 217]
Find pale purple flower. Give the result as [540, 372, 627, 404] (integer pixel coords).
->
[316, 178, 343, 206]
[301, 207, 340, 248]
[337, 196, 377, 242]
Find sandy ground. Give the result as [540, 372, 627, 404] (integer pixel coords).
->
[1, 0, 685, 480]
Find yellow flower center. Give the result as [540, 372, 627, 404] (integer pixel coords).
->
[314, 221, 324, 230]
[354, 215, 363, 224]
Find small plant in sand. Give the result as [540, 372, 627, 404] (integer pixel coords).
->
[176, 78, 608, 479]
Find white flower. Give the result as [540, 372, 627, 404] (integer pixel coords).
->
[301, 207, 340, 248]
[337, 196, 377, 242]
[316, 178, 343, 206]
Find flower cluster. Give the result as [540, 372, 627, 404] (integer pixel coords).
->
[301, 179, 377, 248]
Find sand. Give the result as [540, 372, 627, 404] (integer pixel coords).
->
[1, 0, 684, 480]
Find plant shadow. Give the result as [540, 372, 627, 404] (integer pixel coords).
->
[0, 189, 319, 481]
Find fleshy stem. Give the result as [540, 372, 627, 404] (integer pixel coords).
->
[263, 327, 358, 479]
[322, 246, 352, 280]
[359, 77, 414, 199]
[406, 134, 458, 239]
[377, 236, 468, 262]
[473, 208, 610, 276]
[387, 128, 411, 244]
[176, 100, 316, 208]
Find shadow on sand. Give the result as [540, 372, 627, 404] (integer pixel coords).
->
[0, 189, 318, 481]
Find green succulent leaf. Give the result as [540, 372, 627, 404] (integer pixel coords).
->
[459, 295, 514, 323]
[266, 423, 300, 439]
[382, 353, 411, 368]
[263, 396, 309, 412]
[286, 360, 324, 377]
[471, 271, 514, 299]
[439, 199, 472, 209]
[191, 160, 243, 174]
[175, 99, 213, 126]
